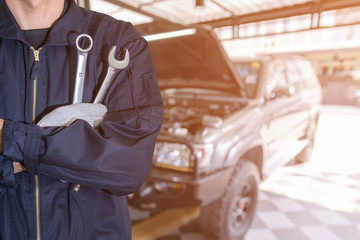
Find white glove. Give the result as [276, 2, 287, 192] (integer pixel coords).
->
[37, 103, 107, 128]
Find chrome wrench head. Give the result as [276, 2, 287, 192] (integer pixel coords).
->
[76, 33, 93, 53]
[73, 34, 93, 104]
[108, 46, 130, 70]
[93, 46, 130, 104]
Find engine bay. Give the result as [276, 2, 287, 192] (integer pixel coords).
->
[161, 92, 246, 137]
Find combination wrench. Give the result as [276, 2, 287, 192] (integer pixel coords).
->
[93, 46, 130, 103]
[73, 34, 93, 104]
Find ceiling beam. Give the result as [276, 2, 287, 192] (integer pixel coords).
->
[220, 21, 360, 41]
[320, 0, 360, 11]
[196, 0, 360, 28]
[84, 0, 91, 9]
[100, 0, 360, 31]
[77, 0, 90, 9]
[102, 0, 171, 23]
[209, 0, 236, 16]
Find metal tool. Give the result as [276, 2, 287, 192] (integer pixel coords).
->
[73, 34, 93, 104]
[93, 46, 130, 103]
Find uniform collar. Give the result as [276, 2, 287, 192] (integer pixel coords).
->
[0, 0, 88, 46]
[0, 0, 21, 40]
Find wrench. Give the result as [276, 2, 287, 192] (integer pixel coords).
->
[93, 46, 130, 103]
[73, 34, 93, 104]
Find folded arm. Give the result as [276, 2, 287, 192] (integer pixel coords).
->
[1, 37, 163, 195]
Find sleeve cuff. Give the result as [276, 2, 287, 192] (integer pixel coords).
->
[0, 156, 15, 188]
[2, 120, 43, 175]
[3, 120, 26, 161]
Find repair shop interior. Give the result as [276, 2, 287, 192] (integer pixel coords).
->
[78, 0, 360, 239]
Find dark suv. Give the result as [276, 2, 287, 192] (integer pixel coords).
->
[129, 25, 322, 240]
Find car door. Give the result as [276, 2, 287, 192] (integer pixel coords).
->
[283, 59, 313, 139]
[262, 58, 308, 175]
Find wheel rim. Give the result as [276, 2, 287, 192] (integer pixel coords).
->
[230, 180, 255, 233]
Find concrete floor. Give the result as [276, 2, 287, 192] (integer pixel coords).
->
[131, 105, 360, 240]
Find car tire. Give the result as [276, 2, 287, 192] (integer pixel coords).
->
[199, 160, 260, 240]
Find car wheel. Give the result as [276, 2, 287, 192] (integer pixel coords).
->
[200, 160, 260, 240]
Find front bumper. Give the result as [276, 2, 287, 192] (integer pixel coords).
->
[128, 166, 233, 210]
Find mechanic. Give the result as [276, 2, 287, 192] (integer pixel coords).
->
[0, 0, 163, 239]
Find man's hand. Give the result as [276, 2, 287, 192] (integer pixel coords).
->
[0, 118, 3, 153]
[13, 162, 26, 174]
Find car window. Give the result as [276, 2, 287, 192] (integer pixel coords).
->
[267, 60, 289, 99]
[285, 60, 304, 92]
[234, 61, 261, 98]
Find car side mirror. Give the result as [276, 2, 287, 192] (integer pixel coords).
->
[269, 86, 294, 100]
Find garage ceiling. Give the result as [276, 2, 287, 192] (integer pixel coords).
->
[95, 0, 313, 25]
[82, 0, 360, 28]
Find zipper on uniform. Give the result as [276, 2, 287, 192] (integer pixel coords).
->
[30, 46, 42, 240]
[73, 184, 81, 196]
[31, 47, 40, 62]
[30, 47, 41, 122]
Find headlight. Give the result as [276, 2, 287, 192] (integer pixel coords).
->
[153, 142, 192, 172]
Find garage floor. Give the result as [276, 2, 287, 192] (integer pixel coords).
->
[130, 105, 360, 240]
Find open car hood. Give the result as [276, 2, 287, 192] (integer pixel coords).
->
[144, 26, 244, 96]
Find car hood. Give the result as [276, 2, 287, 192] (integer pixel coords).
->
[147, 26, 244, 96]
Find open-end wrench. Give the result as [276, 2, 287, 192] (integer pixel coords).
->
[73, 34, 93, 104]
[93, 46, 130, 104]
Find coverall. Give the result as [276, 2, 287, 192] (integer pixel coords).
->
[0, 0, 163, 239]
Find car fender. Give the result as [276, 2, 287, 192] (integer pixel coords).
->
[224, 133, 264, 172]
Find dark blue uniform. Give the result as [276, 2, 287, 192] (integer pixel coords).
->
[0, 0, 163, 239]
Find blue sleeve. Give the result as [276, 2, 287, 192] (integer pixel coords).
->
[0, 155, 15, 188]
[2, 37, 164, 196]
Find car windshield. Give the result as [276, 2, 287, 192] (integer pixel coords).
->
[148, 29, 241, 95]
[233, 61, 262, 98]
